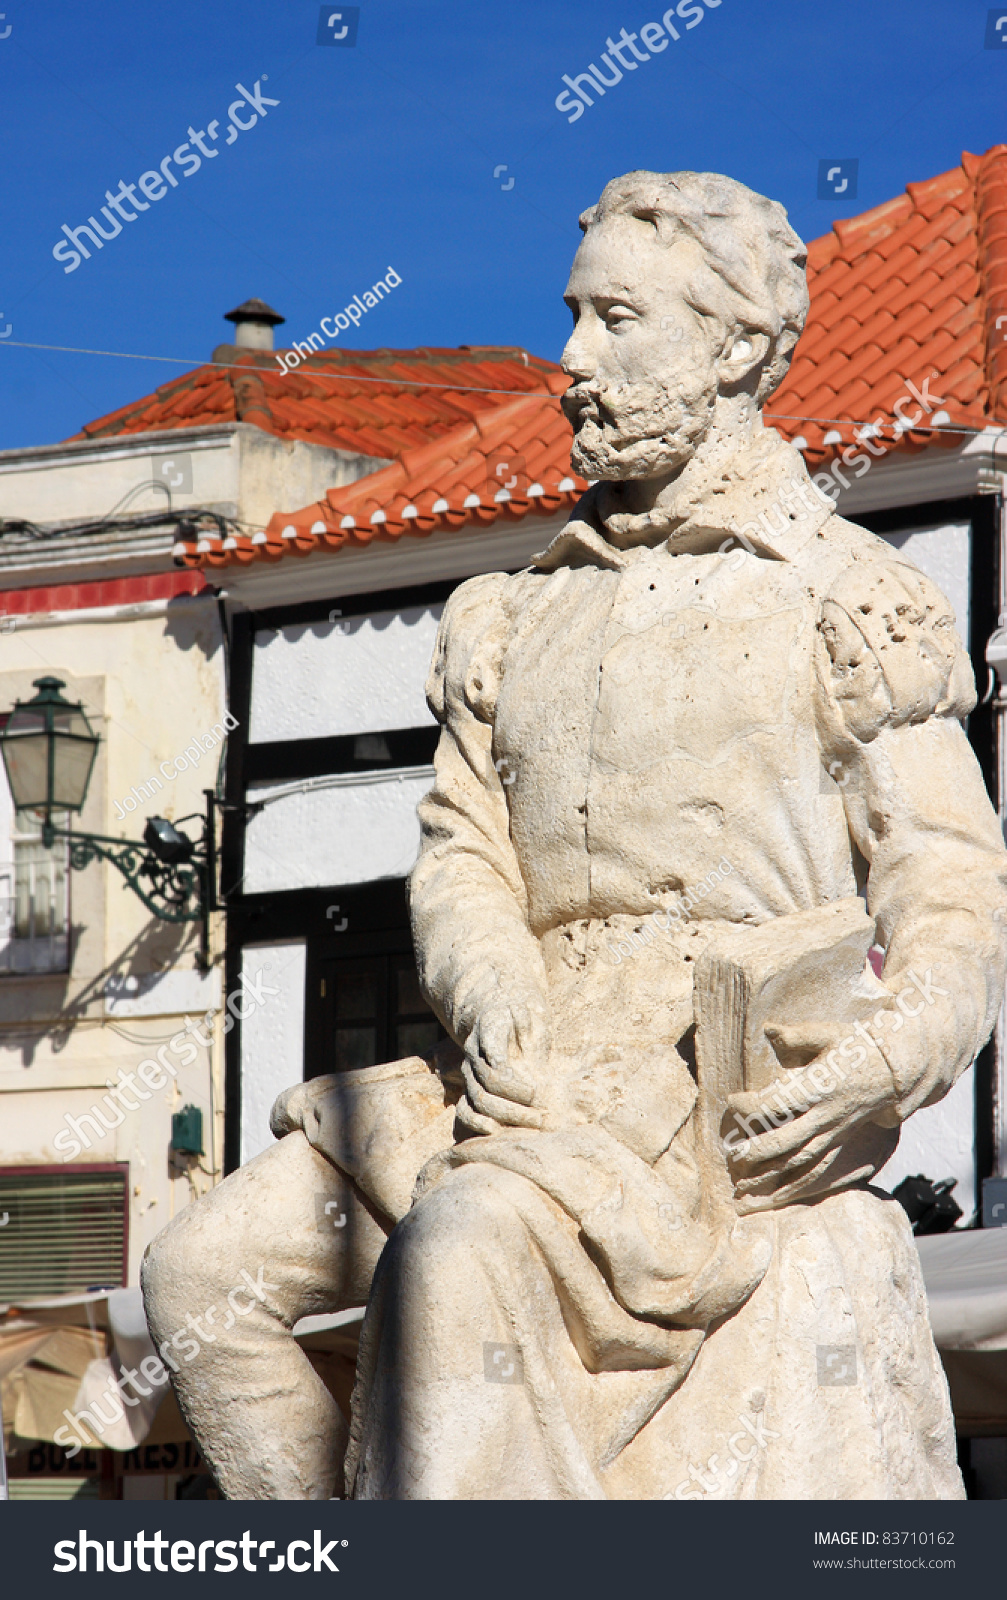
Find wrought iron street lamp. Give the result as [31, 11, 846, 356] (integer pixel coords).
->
[0, 677, 219, 965]
[0, 676, 97, 838]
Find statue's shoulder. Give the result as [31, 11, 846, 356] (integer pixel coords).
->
[810, 514, 975, 739]
[438, 570, 510, 630]
[797, 512, 902, 582]
[427, 572, 511, 722]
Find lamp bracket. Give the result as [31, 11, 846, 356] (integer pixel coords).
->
[57, 827, 208, 924]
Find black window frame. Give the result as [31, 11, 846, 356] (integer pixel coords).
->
[220, 580, 459, 1173]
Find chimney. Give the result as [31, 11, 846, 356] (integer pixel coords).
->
[222, 298, 285, 352]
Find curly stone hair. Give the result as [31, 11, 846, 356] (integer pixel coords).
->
[579, 170, 809, 404]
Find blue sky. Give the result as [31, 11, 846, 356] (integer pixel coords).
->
[0, 0, 1004, 450]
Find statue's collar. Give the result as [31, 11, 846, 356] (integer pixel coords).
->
[533, 429, 833, 574]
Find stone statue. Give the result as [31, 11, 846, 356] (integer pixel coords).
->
[142, 170, 1007, 1500]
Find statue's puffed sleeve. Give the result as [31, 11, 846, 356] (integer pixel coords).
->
[814, 553, 1007, 1121]
[409, 574, 548, 1051]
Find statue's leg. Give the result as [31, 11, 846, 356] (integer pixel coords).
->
[348, 1161, 630, 1500]
[141, 1128, 390, 1499]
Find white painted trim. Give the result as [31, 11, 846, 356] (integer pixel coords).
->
[0, 593, 217, 629]
[223, 514, 567, 607]
[827, 431, 1007, 516]
[0, 422, 247, 473]
[248, 766, 436, 806]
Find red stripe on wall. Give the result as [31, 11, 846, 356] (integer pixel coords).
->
[0, 571, 209, 615]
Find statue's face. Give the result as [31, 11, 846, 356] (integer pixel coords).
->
[560, 215, 723, 481]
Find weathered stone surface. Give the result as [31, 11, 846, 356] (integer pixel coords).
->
[143, 170, 1007, 1500]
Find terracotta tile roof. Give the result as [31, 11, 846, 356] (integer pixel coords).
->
[72, 345, 566, 462]
[767, 143, 1007, 471]
[74, 343, 581, 572]
[189, 383, 584, 569]
[80, 144, 1007, 576]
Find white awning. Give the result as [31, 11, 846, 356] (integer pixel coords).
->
[916, 1230, 1007, 1351]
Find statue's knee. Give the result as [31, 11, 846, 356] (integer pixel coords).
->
[141, 1192, 227, 1339]
[140, 1228, 187, 1344]
[398, 1166, 517, 1260]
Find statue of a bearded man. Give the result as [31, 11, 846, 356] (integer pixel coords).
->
[143, 171, 1007, 1501]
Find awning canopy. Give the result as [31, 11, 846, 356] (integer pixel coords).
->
[916, 1230, 1007, 1352]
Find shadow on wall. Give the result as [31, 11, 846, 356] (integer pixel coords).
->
[12, 916, 196, 1068]
[161, 593, 224, 663]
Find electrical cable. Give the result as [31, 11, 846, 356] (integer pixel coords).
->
[0, 507, 231, 542]
[0, 338, 554, 395]
[2, 338, 1005, 444]
[105, 1021, 189, 1047]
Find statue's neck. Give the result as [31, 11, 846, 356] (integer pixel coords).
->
[598, 397, 765, 549]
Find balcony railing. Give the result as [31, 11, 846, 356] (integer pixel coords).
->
[0, 834, 69, 974]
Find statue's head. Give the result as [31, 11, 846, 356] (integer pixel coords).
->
[561, 171, 808, 481]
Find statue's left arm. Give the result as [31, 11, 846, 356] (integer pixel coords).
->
[729, 553, 1007, 1208]
[816, 554, 1007, 1116]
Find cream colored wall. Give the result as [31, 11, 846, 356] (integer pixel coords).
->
[0, 423, 387, 546]
[0, 599, 228, 1285]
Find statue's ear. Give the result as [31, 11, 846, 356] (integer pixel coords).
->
[716, 330, 770, 389]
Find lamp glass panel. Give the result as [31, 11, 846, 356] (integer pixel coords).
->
[1, 732, 50, 809]
[53, 706, 93, 739]
[6, 707, 46, 732]
[51, 735, 97, 810]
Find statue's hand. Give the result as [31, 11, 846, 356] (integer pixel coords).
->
[462, 982, 552, 1129]
[724, 1047, 896, 1213]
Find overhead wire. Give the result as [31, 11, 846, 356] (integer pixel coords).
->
[1, 338, 1002, 446]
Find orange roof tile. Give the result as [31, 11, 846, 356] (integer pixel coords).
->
[72, 345, 566, 463]
[185, 381, 586, 570]
[768, 143, 1007, 468]
[78, 145, 1007, 576]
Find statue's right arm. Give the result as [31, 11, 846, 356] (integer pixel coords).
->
[409, 575, 551, 1125]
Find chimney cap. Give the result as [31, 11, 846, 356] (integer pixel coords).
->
[224, 298, 285, 328]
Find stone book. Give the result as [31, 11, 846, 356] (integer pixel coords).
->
[693, 897, 877, 1143]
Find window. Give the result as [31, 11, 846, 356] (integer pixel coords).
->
[319, 952, 444, 1073]
[0, 812, 70, 974]
[0, 1166, 128, 1300]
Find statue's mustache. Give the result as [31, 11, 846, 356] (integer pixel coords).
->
[561, 384, 602, 427]
[563, 383, 636, 438]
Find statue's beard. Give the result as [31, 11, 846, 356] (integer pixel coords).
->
[564, 375, 717, 480]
